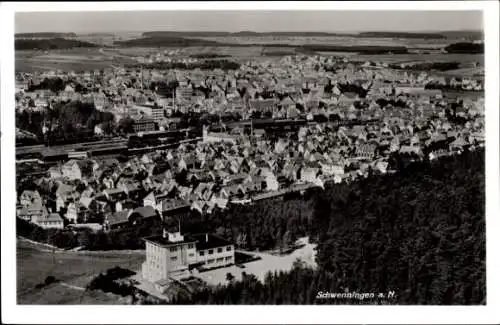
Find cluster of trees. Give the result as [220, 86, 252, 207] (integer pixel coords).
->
[171, 262, 355, 305]
[80, 217, 165, 251]
[169, 148, 485, 305]
[115, 36, 222, 47]
[16, 32, 77, 38]
[376, 98, 406, 108]
[27, 77, 66, 93]
[163, 191, 317, 251]
[16, 100, 116, 142]
[46, 101, 115, 140]
[87, 267, 136, 297]
[445, 42, 484, 54]
[17, 218, 79, 249]
[26, 77, 90, 94]
[16, 110, 46, 139]
[335, 83, 369, 98]
[424, 81, 483, 92]
[389, 62, 461, 72]
[149, 80, 179, 98]
[17, 214, 164, 251]
[15, 38, 98, 51]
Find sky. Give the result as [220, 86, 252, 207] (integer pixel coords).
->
[15, 10, 483, 34]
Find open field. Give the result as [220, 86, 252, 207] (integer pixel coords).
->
[351, 53, 484, 65]
[196, 237, 317, 286]
[15, 48, 136, 72]
[18, 282, 132, 305]
[17, 239, 144, 304]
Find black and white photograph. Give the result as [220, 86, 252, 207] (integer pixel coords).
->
[1, 1, 499, 324]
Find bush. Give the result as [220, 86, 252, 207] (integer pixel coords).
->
[45, 276, 56, 286]
[445, 42, 484, 54]
[87, 267, 136, 297]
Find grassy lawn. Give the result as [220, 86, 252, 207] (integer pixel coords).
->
[19, 282, 132, 305]
[17, 239, 144, 304]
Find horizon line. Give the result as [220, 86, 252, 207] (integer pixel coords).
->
[15, 28, 484, 34]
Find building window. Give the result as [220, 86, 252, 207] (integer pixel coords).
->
[227, 246, 232, 251]
[171, 256, 177, 261]
[188, 253, 194, 257]
[225, 256, 232, 261]
[188, 243, 194, 249]
[216, 258, 224, 263]
[208, 249, 214, 255]
[207, 259, 214, 264]
[170, 247, 177, 253]
[217, 248, 223, 253]
[199, 250, 205, 256]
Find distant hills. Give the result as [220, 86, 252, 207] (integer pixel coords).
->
[439, 30, 484, 40]
[141, 30, 482, 39]
[15, 32, 77, 38]
[142, 31, 357, 37]
[358, 32, 447, 39]
[15, 30, 483, 40]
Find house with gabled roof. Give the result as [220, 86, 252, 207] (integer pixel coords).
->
[193, 182, 215, 201]
[19, 190, 42, 207]
[65, 200, 92, 224]
[55, 183, 79, 212]
[449, 136, 468, 153]
[243, 175, 265, 193]
[61, 159, 97, 181]
[35, 212, 64, 229]
[143, 190, 170, 211]
[159, 198, 191, 219]
[104, 209, 131, 231]
[116, 178, 141, 197]
[18, 200, 48, 223]
[102, 188, 126, 203]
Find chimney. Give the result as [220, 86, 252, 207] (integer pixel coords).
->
[206, 233, 208, 243]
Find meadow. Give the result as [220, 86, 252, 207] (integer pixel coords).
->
[15, 48, 136, 72]
[17, 239, 144, 304]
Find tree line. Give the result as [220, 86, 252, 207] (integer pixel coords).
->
[389, 62, 461, 72]
[15, 38, 98, 51]
[26, 77, 91, 94]
[445, 42, 484, 54]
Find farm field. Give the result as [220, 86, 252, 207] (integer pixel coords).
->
[15, 48, 136, 72]
[17, 239, 145, 304]
[351, 53, 484, 65]
[17, 42, 483, 73]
